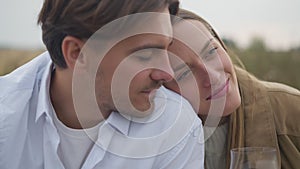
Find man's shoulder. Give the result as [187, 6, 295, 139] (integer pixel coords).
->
[130, 87, 201, 135]
[0, 52, 52, 118]
[103, 88, 203, 163]
[157, 86, 196, 111]
[109, 87, 201, 137]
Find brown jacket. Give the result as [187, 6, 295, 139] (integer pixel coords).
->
[226, 67, 300, 169]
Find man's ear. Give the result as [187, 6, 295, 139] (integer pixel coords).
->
[61, 36, 85, 69]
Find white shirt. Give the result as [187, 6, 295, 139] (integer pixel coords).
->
[0, 52, 204, 169]
[52, 105, 104, 169]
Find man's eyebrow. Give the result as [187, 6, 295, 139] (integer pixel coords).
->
[199, 38, 213, 55]
[129, 37, 173, 53]
[129, 44, 166, 53]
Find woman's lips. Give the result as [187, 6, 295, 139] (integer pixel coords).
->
[206, 78, 230, 100]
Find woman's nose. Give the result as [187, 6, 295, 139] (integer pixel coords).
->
[202, 59, 226, 88]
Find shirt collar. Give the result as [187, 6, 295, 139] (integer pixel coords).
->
[103, 87, 168, 136]
[34, 65, 164, 136]
[105, 111, 131, 135]
[35, 60, 55, 122]
[33, 56, 131, 132]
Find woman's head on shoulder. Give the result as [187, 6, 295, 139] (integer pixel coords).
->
[164, 9, 241, 118]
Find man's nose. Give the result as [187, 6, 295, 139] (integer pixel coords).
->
[150, 53, 174, 82]
[151, 69, 174, 82]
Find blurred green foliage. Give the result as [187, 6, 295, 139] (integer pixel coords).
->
[224, 37, 300, 90]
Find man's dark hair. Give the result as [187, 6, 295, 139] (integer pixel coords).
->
[37, 0, 179, 68]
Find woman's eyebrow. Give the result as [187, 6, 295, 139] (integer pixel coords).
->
[173, 62, 191, 72]
[199, 38, 213, 55]
[173, 63, 186, 72]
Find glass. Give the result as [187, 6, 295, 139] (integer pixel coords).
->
[230, 147, 279, 169]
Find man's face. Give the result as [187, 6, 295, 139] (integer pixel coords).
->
[96, 34, 174, 117]
[79, 8, 174, 118]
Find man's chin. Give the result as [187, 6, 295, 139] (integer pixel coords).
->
[131, 105, 154, 118]
[119, 103, 154, 118]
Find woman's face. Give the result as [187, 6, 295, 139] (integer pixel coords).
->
[165, 19, 241, 117]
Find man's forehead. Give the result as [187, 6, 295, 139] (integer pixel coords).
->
[83, 12, 173, 57]
[106, 12, 173, 51]
[128, 12, 173, 38]
[121, 33, 172, 49]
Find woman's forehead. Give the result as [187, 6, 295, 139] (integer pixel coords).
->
[172, 19, 213, 53]
[173, 19, 212, 38]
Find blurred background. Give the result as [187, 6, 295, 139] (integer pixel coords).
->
[1, 0, 300, 89]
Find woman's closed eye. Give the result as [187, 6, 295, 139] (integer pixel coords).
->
[176, 68, 192, 81]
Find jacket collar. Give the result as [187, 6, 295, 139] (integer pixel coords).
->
[226, 67, 280, 168]
[235, 67, 278, 148]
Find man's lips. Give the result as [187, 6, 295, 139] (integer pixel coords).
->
[141, 86, 161, 94]
[141, 90, 154, 94]
[206, 78, 230, 100]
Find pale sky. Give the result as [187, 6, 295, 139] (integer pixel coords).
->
[0, 0, 299, 50]
[181, 0, 300, 50]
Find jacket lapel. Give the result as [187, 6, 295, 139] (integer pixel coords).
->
[226, 67, 280, 169]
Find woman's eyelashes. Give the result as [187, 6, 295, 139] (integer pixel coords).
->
[176, 68, 192, 81]
[208, 46, 218, 54]
[202, 46, 218, 60]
